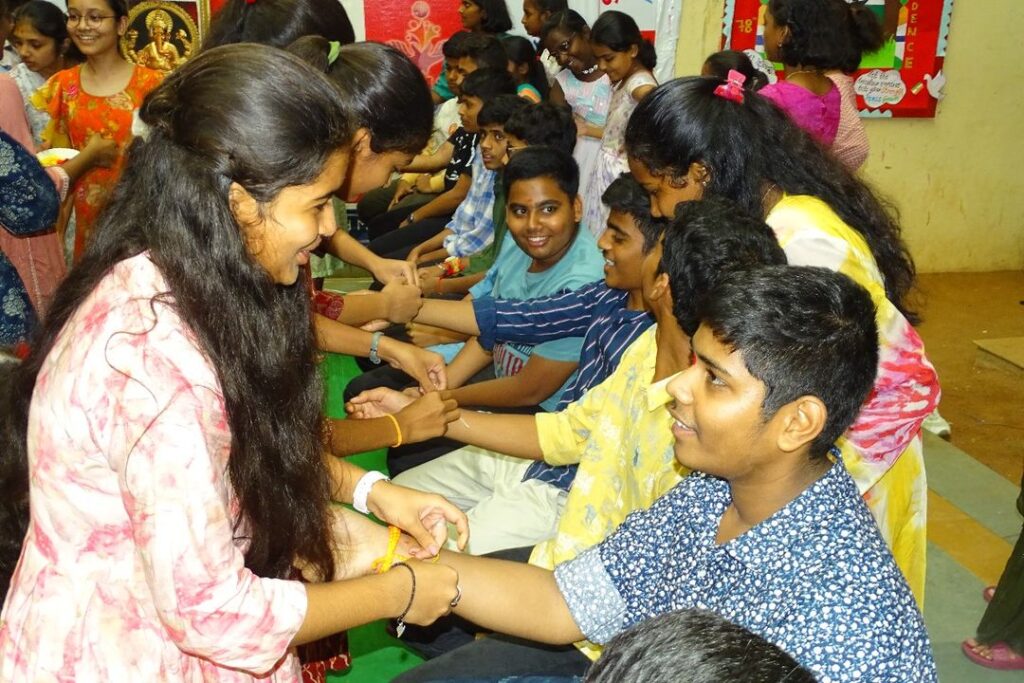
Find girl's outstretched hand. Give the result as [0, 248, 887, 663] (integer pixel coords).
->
[367, 480, 469, 557]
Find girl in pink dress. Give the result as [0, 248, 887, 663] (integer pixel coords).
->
[587, 11, 656, 238]
[0, 44, 465, 682]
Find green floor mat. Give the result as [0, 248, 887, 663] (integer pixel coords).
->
[321, 352, 426, 681]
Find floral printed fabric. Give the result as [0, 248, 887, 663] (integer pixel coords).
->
[766, 194, 940, 606]
[0, 130, 59, 344]
[555, 461, 938, 682]
[31, 65, 163, 260]
[0, 253, 308, 681]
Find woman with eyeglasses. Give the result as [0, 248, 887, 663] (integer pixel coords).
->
[31, 0, 162, 262]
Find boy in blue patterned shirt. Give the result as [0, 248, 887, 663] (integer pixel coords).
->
[397, 265, 937, 682]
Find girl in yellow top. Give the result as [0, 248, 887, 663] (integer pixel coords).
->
[623, 76, 940, 606]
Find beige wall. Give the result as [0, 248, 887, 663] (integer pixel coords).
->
[672, 1, 1024, 273]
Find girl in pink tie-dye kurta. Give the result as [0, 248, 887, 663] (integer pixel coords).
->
[0, 253, 308, 681]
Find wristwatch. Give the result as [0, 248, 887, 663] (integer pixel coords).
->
[369, 331, 383, 364]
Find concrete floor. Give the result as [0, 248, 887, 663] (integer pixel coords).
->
[916, 270, 1024, 681]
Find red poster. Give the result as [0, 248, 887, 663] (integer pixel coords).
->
[363, 1, 462, 83]
[722, 0, 954, 118]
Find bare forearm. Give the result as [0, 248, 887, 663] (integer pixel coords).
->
[329, 230, 377, 271]
[296, 572, 409, 645]
[449, 377, 545, 410]
[323, 454, 366, 502]
[444, 410, 543, 459]
[414, 299, 481, 335]
[442, 552, 583, 645]
[436, 272, 484, 296]
[328, 418, 399, 456]
[315, 314, 375, 356]
[333, 293, 388, 326]
[413, 184, 469, 221]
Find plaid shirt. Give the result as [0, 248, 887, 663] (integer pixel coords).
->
[442, 153, 496, 258]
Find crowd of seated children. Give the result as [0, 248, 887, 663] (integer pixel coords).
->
[434, 0, 513, 105]
[357, 31, 472, 238]
[369, 67, 517, 262]
[354, 197, 787, 681]
[351, 265, 938, 683]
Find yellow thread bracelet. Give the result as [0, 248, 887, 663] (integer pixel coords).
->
[384, 413, 403, 448]
[370, 524, 442, 573]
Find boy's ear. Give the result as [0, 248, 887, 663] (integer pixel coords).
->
[649, 271, 671, 304]
[774, 396, 827, 454]
[572, 193, 583, 224]
[351, 128, 373, 158]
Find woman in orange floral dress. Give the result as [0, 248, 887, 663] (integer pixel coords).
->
[32, 0, 162, 261]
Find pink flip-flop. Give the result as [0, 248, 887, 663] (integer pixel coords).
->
[962, 639, 1024, 670]
[983, 585, 997, 603]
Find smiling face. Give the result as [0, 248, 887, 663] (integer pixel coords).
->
[591, 41, 637, 84]
[628, 156, 706, 220]
[458, 0, 484, 31]
[239, 150, 347, 285]
[596, 208, 648, 294]
[66, 0, 125, 58]
[12, 20, 64, 78]
[544, 26, 596, 77]
[478, 123, 509, 171]
[666, 325, 776, 478]
[506, 175, 581, 272]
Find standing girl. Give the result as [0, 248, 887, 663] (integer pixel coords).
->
[625, 76, 940, 606]
[9, 1, 77, 149]
[431, 0, 513, 104]
[587, 10, 656, 237]
[0, 44, 462, 680]
[761, 0, 847, 148]
[32, 0, 162, 261]
[519, 0, 566, 82]
[541, 10, 611, 235]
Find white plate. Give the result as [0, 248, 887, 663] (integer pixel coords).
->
[36, 148, 79, 167]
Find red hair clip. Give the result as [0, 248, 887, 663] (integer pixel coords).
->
[714, 69, 746, 103]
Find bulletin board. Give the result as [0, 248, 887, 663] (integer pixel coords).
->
[721, 0, 955, 118]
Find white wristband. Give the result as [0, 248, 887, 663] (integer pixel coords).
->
[352, 470, 390, 514]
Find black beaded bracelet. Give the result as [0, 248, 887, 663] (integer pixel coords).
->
[393, 562, 416, 638]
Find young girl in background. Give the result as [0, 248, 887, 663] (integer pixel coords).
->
[430, 0, 514, 104]
[9, 1, 77, 148]
[827, 0, 884, 170]
[32, 0, 162, 261]
[588, 10, 655, 237]
[503, 35, 546, 102]
[541, 10, 610, 235]
[759, 0, 873, 151]
[519, 0, 566, 82]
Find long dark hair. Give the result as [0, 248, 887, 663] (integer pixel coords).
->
[625, 77, 918, 322]
[590, 10, 656, 71]
[287, 38, 433, 155]
[769, 0, 884, 72]
[470, 0, 513, 34]
[203, 0, 355, 50]
[12, 0, 84, 63]
[0, 44, 352, 598]
[503, 35, 549, 100]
